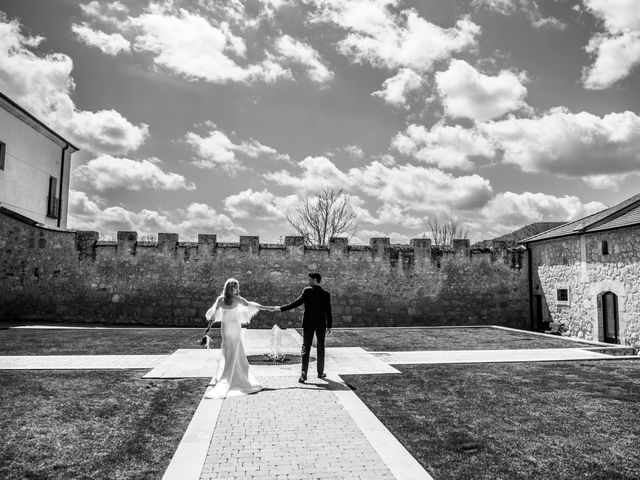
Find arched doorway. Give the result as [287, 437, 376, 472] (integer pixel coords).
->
[602, 292, 619, 344]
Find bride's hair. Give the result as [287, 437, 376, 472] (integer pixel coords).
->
[222, 278, 240, 306]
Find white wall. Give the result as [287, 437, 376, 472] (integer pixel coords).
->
[0, 107, 67, 227]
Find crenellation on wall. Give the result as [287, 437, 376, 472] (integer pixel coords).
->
[0, 210, 529, 327]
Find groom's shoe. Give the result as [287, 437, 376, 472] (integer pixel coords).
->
[298, 373, 307, 383]
[318, 373, 327, 379]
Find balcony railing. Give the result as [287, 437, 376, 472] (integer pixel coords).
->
[47, 195, 61, 219]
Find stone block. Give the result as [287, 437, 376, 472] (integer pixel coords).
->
[369, 237, 390, 257]
[285, 236, 305, 255]
[197, 234, 217, 257]
[240, 236, 260, 254]
[117, 231, 137, 256]
[158, 233, 178, 255]
[76, 231, 98, 260]
[329, 237, 348, 256]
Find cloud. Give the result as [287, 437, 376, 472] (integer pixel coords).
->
[582, 33, 640, 90]
[345, 145, 364, 158]
[480, 107, 640, 188]
[392, 123, 496, 170]
[186, 125, 289, 175]
[73, 155, 195, 191]
[130, 4, 290, 84]
[582, 0, 640, 89]
[372, 68, 423, 108]
[435, 60, 529, 121]
[0, 14, 148, 154]
[472, 0, 566, 29]
[68, 110, 148, 154]
[224, 189, 299, 220]
[68, 190, 244, 240]
[310, 0, 480, 72]
[275, 35, 333, 84]
[80, 1, 130, 20]
[71, 22, 131, 55]
[265, 156, 494, 211]
[480, 191, 606, 229]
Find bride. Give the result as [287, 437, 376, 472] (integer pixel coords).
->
[203, 278, 277, 399]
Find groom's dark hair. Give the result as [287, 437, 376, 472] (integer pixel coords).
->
[309, 273, 322, 283]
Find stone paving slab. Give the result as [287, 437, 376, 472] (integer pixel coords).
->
[144, 347, 400, 378]
[163, 396, 224, 480]
[372, 348, 633, 365]
[0, 354, 167, 369]
[199, 375, 400, 480]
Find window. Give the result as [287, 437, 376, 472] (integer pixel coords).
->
[0, 141, 5, 170]
[557, 288, 570, 305]
[47, 176, 60, 218]
[601, 240, 609, 255]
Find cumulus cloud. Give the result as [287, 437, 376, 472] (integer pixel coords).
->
[73, 155, 195, 191]
[68, 190, 244, 240]
[130, 4, 290, 84]
[224, 189, 299, 220]
[480, 107, 640, 188]
[392, 123, 496, 170]
[345, 145, 365, 158]
[472, 0, 566, 29]
[275, 35, 333, 84]
[186, 125, 289, 175]
[435, 60, 529, 122]
[310, 0, 480, 72]
[0, 14, 148, 154]
[372, 68, 423, 108]
[265, 156, 494, 211]
[68, 110, 148, 154]
[582, 0, 640, 89]
[480, 191, 606, 230]
[71, 23, 131, 55]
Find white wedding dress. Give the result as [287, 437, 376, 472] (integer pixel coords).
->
[204, 298, 263, 399]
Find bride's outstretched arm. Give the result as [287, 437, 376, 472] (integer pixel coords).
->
[205, 296, 221, 322]
[238, 296, 278, 312]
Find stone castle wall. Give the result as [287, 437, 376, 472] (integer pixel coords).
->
[529, 226, 640, 347]
[0, 210, 529, 328]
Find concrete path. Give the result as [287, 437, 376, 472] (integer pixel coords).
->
[0, 354, 167, 369]
[372, 347, 631, 364]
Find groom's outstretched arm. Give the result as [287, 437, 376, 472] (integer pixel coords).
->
[279, 289, 307, 312]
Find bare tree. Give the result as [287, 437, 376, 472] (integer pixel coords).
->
[287, 187, 358, 246]
[426, 211, 470, 246]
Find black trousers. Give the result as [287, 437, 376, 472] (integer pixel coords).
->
[301, 324, 326, 375]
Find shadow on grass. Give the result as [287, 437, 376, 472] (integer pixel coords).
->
[343, 360, 640, 480]
[0, 370, 209, 480]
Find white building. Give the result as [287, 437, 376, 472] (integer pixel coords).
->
[0, 91, 78, 229]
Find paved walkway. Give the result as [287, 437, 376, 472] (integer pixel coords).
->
[3, 326, 639, 480]
[372, 347, 636, 364]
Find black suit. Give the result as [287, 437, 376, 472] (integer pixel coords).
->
[280, 285, 333, 376]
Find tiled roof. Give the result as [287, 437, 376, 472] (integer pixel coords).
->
[522, 192, 640, 243]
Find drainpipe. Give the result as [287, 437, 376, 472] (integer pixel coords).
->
[58, 143, 68, 228]
[527, 244, 534, 330]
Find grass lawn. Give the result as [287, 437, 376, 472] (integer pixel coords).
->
[322, 326, 596, 351]
[0, 327, 221, 355]
[0, 370, 208, 480]
[343, 360, 640, 480]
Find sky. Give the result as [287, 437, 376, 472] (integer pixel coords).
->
[1, 0, 639, 244]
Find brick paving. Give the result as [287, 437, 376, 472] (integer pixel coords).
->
[199, 375, 397, 480]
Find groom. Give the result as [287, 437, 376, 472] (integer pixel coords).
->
[278, 273, 333, 383]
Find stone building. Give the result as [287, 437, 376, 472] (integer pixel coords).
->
[523, 193, 640, 347]
[0, 91, 78, 228]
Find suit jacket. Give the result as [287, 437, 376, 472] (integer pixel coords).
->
[280, 285, 333, 329]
